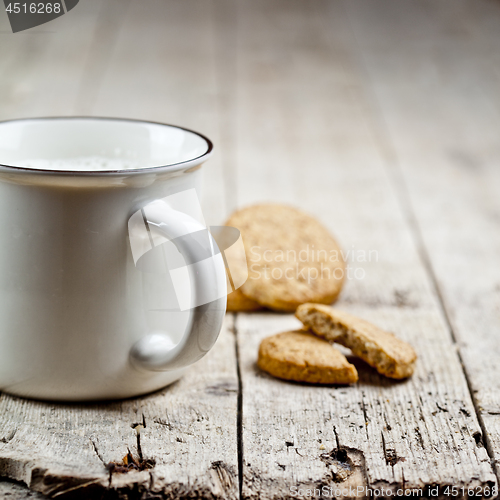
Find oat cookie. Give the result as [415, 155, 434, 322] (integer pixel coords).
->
[257, 330, 358, 384]
[227, 289, 263, 312]
[225, 204, 345, 312]
[295, 303, 417, 379]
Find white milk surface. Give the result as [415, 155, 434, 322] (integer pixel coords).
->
[20, 156, 144, 171]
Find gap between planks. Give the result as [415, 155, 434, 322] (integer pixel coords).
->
[232, 313, 245, 500]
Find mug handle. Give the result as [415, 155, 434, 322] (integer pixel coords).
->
[129, 200, 227, 371]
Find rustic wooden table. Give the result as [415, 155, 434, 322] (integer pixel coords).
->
[1, 0, 499, 498]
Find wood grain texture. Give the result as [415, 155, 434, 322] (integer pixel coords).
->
[0, 318, 238, 499]
[0, 0, 107, 119]
[0, 480, 47, 499]
[342, 0, 500, 480]
[0, 1, 237, 498]
[1, 0, 500, 497]
[90, 0, 228, 226]
[232, 0, 498, 495]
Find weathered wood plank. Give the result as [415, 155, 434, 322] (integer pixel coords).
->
[212, 0, 239, 217]
[0, 480, 47, 499]
[71, 0, 133, 116]
[232, 0, 497, 496]
[342, 0, 500, 479]
[2, 0, 499, 498]
[90, 0, 228, 226]
[0, 317, 238, 499]
[0, 1, 238, 498]
[0, 0, 108, 120]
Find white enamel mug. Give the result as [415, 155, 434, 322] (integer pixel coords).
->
[0, 117, 227, 401]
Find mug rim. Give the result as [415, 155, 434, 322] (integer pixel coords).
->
[0, 116, 214, 176]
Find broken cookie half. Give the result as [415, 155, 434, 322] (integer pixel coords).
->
[296, 303, 417, 379]
[258, 330, 358, 385]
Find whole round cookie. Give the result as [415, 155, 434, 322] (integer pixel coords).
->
[225, 204, 345, 312]
[227, 289, 263, 312]
[257, 330, 358, 384]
